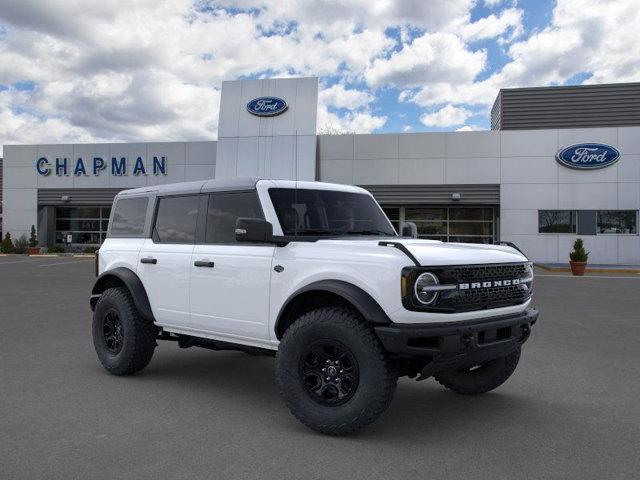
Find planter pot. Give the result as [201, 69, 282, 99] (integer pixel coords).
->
[28, 246, 40, 255]
[570, 260, 587, 276]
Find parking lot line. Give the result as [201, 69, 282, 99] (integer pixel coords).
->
[0, 258, 52, 265]
[38, 259, 93, 267]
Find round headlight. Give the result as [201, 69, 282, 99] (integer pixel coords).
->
[414, 272, 440, 305]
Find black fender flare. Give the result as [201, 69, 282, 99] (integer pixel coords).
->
[90, 267, 154, 322]
[275, 280, 391, 339]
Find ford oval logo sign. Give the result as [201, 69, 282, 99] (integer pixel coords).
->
[556, 143, 620, 170]
[246, 97, 288, 117]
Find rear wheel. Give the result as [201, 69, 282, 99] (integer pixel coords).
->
[92, 287, 157, 375]
[276, 307, 397, 435]
[433, 348, 521, 395]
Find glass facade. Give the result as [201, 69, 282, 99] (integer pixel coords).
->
[55, 206, 111, 245]
[382, 206, 496, 244]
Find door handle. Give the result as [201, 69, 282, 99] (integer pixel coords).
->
[140, 257, 157, 264]
[194, 260, 215, 268]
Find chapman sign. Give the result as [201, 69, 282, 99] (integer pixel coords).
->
[36, 156, 168, 176]
[246, 97, 288, 117]
[556, 143, 620, 170]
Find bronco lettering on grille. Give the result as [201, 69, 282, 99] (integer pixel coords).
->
[458, 278, 520, 290]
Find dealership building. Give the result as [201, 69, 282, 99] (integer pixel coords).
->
[1, 78, 639, 264]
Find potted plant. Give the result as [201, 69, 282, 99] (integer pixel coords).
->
[28, 225, 40, 255]
[569, 238, 589, 276]
[1, 232, 15, 253]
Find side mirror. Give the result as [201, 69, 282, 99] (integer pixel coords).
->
[401, 222, 418, 238]
[235, 217, 273, 243]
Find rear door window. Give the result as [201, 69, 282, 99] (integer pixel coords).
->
[110, 197, 148, 236]
[153, 195, 200, 244]
[205, 192, 263, 244]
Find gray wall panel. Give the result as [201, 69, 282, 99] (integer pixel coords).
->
[362, 184, 499, 205]
[492, 83, 640, 130]
[38, 188, 123, 206]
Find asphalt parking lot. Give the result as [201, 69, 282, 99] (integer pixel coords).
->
[1, 256, 639, 479]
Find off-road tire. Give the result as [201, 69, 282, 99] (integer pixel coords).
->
[433, 347, 521, 395]
[276, 307, 397, 435]
[92, 287, 157, 375]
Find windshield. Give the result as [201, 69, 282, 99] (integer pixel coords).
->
[268, 188, 397, 237]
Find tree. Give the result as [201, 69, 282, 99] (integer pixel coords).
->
[1, 232, 15, 253]
[569, 238, 589, 262]
[29, 225, 38, 248]
[317, 123, 355, 135]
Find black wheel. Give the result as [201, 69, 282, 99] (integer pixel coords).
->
[433, 348, 521, 395]
[276, 307, 397, 435]
[92, 287, 157, 376]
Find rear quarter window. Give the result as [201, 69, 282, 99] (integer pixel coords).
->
[110, 197, 149, 236]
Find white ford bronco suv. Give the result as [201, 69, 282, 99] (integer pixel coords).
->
[91, 178, 538, 435]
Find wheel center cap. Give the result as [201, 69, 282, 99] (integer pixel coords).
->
[327, 366, 337, 376]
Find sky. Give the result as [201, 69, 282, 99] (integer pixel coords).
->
[0, 0, 639, 155]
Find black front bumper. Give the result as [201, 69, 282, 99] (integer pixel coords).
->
[375, 308, 538, 377]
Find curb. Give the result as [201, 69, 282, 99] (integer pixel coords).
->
[535, 263, 640, 275]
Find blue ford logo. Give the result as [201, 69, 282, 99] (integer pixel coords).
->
[246, 97, 288, 117]
[556, 143, 620, 170]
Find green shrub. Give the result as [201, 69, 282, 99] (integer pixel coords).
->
[29, 225, 38, 248]
[82, 246, 98, 254]
[569, 238, 589, 262]
[48, 244, 65, 254]
[1, 233, 15, 253]
[14, 235, 28, 254]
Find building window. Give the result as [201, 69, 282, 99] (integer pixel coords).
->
[399, 206, 495, 244]
[55, 206, 112, 245]
[538, 210, 577, 233]
[597, 210, 638, 234]
[405, 207, 447, 240]
[382, 207, 400, 233]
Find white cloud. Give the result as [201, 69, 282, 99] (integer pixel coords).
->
[459, 7, 523, 42]
[0, 0, 638, 148]
[366, 32, 486, 88]
[404, 0, 640, 110]
[317, 105, 386, 134]
[402, 125, 413, 132]
[484, 0, 506, 7]
[420, 105, 472, 127]
[319, 84, 373, 110]
[456, 125, 484, 131]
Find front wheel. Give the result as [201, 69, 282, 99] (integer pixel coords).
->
[276, 307, 397, 435]
[433, 348, 521, 395]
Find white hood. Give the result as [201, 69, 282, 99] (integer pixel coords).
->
[396, 238, 527, 266]
[318, 237, 528, 266]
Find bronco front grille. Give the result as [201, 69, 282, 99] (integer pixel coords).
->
[402, 262, 533, 313]
[450, 264, 528, 283]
